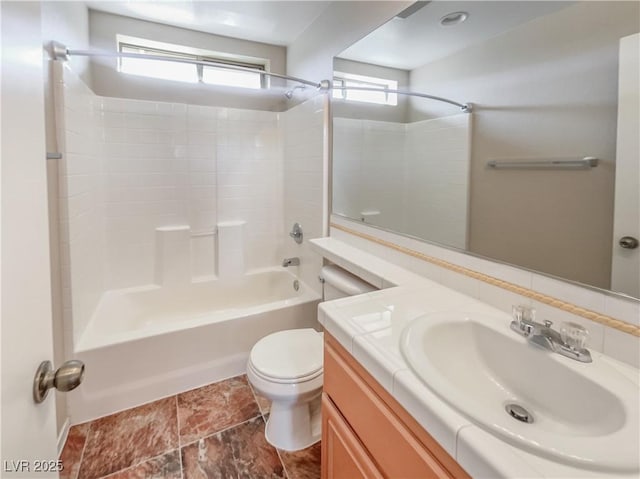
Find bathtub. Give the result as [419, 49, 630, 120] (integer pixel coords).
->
[68, 269, 321, 424]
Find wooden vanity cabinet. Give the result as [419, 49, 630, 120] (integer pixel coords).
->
[321, 333, 470, 479]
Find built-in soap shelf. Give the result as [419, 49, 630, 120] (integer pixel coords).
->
[154, 221, 246, 285]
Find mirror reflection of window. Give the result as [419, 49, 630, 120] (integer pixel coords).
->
[333, 71, 398, 105]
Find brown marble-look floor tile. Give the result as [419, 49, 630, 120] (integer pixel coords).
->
[279, 442, 321, 479]
[77, 397, 178, 479]
[178, 375, 260, 444]
[180, 429, 236, 479]
[60, 423, 91, 479]
[182, 416, 285, 479]
[229, 416, 284, 479]
[103, 450, 181, 479]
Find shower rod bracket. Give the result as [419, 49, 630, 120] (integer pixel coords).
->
[51, 41, 69, 61]
[318, 79, 331, 91]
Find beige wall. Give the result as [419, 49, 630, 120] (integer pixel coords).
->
[332, 58, 410, 123]
[409, 1, 640, 289]
[88, 10, 289, 110]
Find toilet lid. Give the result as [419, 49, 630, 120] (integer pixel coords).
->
[250, 329, 323, 381]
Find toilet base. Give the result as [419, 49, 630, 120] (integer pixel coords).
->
[264, 394, 322, 451]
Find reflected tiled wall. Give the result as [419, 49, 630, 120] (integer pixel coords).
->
[333, 114, 470, 249]
[333, 118, 405, 232]
[404, 115, 470, 248]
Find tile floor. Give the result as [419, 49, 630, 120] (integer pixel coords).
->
[59, 375, 321, 479]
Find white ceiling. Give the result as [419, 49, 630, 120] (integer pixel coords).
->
[86, 1, 331, 46]
[339, 1, 572, 70]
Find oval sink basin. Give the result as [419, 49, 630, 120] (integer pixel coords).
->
[400, 312, 640, 472]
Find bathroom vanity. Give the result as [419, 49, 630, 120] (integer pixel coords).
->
[313, 237, 640, 479]
[322, 333, 469, 478]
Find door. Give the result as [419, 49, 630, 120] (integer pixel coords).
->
[611, 33, 640, 298]
[1, 2, 60, 476]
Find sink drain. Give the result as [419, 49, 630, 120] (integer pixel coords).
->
[505, 403, 534, 423]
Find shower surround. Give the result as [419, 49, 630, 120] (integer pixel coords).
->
[54, 62, 325, 422]
[333, 114, 471, 249]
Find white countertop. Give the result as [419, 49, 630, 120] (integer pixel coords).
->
[311, 237, 640, 479]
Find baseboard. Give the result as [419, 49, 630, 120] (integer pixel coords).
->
[57, 418, 70, 457]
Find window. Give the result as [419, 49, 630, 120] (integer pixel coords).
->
[332, 71, 398, 106]
[117, 37, 268, 89]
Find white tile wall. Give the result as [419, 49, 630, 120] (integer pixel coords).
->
[216, 108, 282, 271]
[281, 95, 325, 294]
[97, 97, 284, 287]
[55, 64, 105, 346]
[333, 114, 471, 248]
[56, 65, 326, 349]
[100, 96, 190, 288]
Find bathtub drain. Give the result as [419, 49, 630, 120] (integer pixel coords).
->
[293, 280, 300, 291]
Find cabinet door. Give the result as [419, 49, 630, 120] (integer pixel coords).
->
[321, 394, 384, 479]
[324, 334, 470, 479]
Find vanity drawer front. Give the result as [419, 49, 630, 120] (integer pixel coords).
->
[324, 335, 466, 479]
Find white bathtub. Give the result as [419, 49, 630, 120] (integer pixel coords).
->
[68, 269, 321, 423]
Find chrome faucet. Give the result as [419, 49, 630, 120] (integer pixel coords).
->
[282, 257, 300, 267]
[510, 305, 592, 363]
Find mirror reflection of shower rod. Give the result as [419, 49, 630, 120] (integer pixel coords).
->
[51, 42, 330, 92]
[331, 85, 472, 113]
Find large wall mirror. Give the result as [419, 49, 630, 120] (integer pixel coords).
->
[331, 1, 640, 300]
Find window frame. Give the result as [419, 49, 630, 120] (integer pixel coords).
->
[117, 37, 269, 89]
[332, 71, 398, 106]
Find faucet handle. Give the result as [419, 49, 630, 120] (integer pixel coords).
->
[512, 305, 524, 322]
[560, 322, 589, 350]
[512, 305, 536, 324]
[289, 223, 303, 244]
[511, 305, 536, 336]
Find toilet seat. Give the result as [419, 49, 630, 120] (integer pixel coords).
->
[249, 328, 323, 384]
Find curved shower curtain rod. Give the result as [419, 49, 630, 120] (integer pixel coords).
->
[51, 42, 331, 91]
[52, 43, 471, 112]
[332, 85, 472, 112]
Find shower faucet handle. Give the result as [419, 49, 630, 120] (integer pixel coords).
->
[289, 223, 303, 244]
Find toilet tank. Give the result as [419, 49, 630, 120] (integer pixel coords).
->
[320, 265, 377, 300]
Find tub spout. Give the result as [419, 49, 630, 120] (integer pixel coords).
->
[282, 257, 300, 267]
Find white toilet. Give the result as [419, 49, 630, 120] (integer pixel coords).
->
[247, 265, 376, 451]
